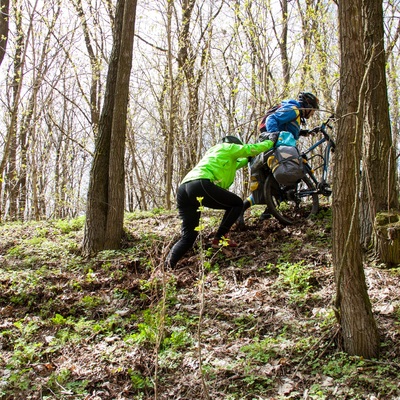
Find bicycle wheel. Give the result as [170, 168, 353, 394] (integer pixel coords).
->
[264, 173, 319, 225]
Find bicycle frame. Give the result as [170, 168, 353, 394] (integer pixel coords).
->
[299, 117, 335, 197]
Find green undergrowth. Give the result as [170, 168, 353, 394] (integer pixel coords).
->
[0, 209, 399, 399]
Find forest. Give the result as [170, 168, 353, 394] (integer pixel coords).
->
[0, 0, 400, 399]
[0, 0, 397, 221]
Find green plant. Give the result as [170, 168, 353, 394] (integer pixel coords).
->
[125, 308, 168, 346]
[162, 327, 192, 351]
[46, 368, 89, 396]
[240, 337, 280, 363]
[10, 341, 43, 367]
[230, 314, 257, 338]
[275, 261, 314, 302]
[2, 368, 33, 393]
[128, 370, 153, 390]
[51, 313, 68, 325]
[85, 268, 96, 283]
[79, 295, 103, 309]
[277, 240, 302, 263]
[6, 245, 25, 258]
[54, 216, 85, 234]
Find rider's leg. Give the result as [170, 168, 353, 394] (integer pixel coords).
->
[243, 196, 252, 212]
[237, 194, 254, 227]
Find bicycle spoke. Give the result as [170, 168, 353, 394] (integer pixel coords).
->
[264, 174, 319, 225]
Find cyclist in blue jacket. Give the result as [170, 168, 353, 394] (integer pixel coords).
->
[238, 91, 319, 226]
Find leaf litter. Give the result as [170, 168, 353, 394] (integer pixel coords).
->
[0, 208, 399, 399]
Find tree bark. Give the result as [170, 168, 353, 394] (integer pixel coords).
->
[83, 0, 137, 255]
[0, 0, 9, 66]
[71, 0, 101, 127]
[164, 0, 177, 210]
[360, 0, 399, 252]
[2, 1, 24, 220]
[105, 0, 136, 248]
[374, 211, 400, 267]
[333, 0, 379, 358]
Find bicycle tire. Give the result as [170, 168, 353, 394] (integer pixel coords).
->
[264, 173, 319, 225]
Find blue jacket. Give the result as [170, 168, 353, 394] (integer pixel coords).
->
[266, 99, 302, 140]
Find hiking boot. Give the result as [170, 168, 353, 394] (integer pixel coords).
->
[211, 237, 238, 249]
[236, 215, 246, 229]
[259, 212, 271, 221]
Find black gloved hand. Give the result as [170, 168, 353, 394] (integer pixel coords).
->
[299, 129, 310, 136]
[267, 131, 280, 145]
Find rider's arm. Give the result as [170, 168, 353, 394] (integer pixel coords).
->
[236, 158, 249, 170]
[266, 106, 299, 132]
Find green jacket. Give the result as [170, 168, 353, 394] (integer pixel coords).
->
[181, 140, 274, 189]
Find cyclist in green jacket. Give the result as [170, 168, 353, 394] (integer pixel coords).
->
[166, 133, 279, 268]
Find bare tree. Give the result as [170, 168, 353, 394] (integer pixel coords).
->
[270, 0, 290, 91]
[70, 0, 102, 127]
[0, 0, 30, 220]
[175, 1, 222, 176]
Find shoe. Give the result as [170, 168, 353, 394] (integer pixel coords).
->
[259, 212, 271, 221]
[211, 236, 238, 249]
[236, 215, 246, 229]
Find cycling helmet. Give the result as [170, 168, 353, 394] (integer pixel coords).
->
[222, 135, 243, 145]
[299, 91, 319, 109]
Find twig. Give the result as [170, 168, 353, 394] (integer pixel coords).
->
[194, 201, 212, 400]
[196, 228, 211, 399]
[292, 325, 340, 378]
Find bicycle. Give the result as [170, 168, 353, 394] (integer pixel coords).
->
[246, 115, 336, 225]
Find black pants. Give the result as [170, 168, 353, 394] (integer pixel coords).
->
[166, 179, 243, 267]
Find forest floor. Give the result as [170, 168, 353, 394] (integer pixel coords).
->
[0, 206, 400, 400]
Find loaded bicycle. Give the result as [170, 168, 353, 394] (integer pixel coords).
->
[244, 115, 336, 225]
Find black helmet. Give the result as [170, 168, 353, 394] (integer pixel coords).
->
[222, 135, 243, 145]
[299, 92, 319, 109]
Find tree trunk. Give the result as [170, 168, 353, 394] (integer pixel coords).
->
[333, 0, 379, 358]
[374, 211, 400, 267]
[360, 0, 399, 251]
[0, 0, 9, 66]
[83, 0, 137, 255]
[164, 1, 177, 210]
[280, 0, 289, 89]
[104, 0, 136, 248]
[1, 1, 23, 220]
[72, 0, 101, 127]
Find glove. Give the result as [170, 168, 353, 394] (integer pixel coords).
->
[299, 129, 310, 136]
[258, 132, 270, 142]
[267, 131, 280, 145]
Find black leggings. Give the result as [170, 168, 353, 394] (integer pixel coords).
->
[166, 179, 243, 267]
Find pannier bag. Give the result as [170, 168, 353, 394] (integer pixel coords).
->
[267, 145, 305, 186]
[248, 169, 268, 203]
[250, 140, 274, 172]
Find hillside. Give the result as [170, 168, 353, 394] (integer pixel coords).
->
[0, 208, 399, 399]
